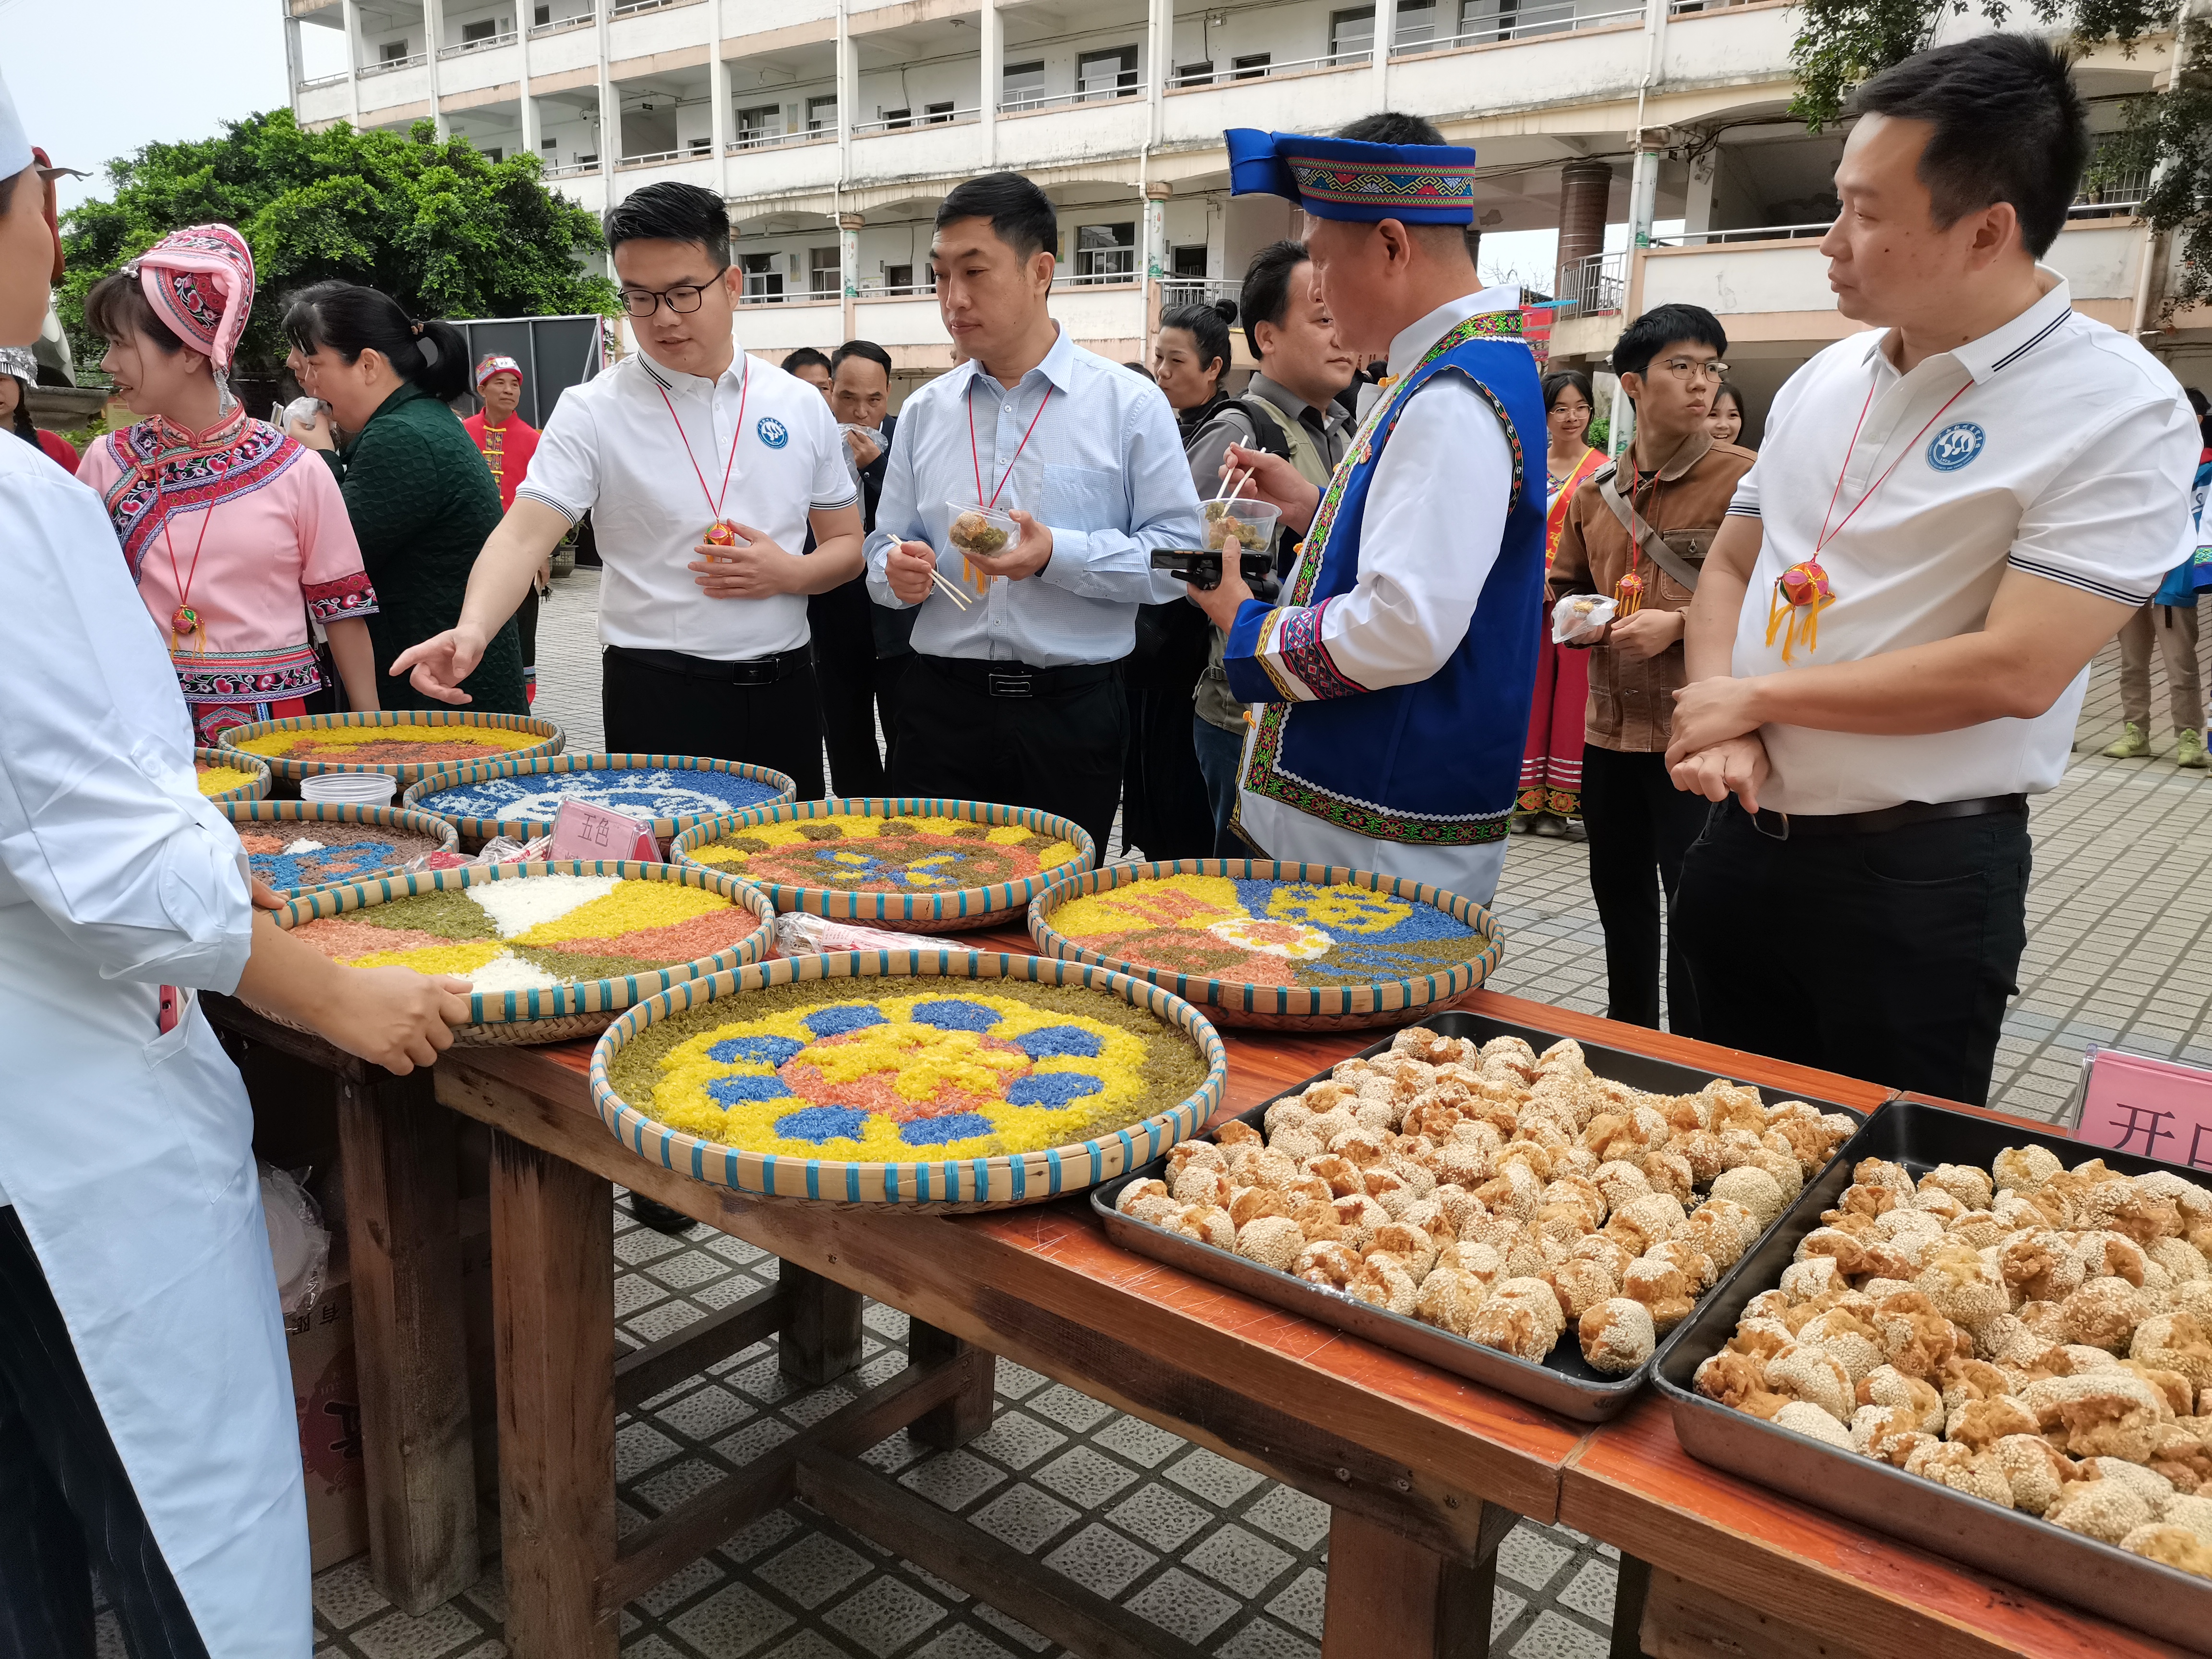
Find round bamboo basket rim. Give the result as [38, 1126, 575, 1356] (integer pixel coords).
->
[216, 709, 565, 784]
[222, 799, 462, 895]
[402, 751, 798, 844]
[1025, 858, 1502, 1029]
[591, 950, 1229, 1211]
[670, 797, 1095, 930]
[195, 745, 271, 805]
[276, 858, 774, 1032]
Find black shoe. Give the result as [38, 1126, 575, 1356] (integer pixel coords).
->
[629, 1193, 697, 1236]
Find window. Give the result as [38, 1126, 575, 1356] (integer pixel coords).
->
[885, 263, 914, 292]
[541, 136, 556, 149]
[688, 136, 710, 153]
[809, 247, 841, 295]
[1174, 60, 1214, 87]
[736, 103, 782, 144]
[1329, 6, 1376, 60]
[882, 107, 912, 129]
[575, 151, 598, 165]
[1230, 52, 1271, 78]
[482, 145, 505, 163]
[534, 5, 550, 23]
[461, 18, 498, 42]
[805, 95, 838, 132]
[1072, 221, 1135, 283]
[1002, 61, 1046, 107]
[378, 38, 411, 61]
[1171, 245, 1207, 278]
[1395, 0, 1437, 46]
[924, 100, 954, 124]
[1076, 46, 1138, 100]
[740, 252, 783, 301]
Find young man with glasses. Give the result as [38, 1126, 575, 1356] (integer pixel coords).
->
[1547, 303, 1751, 1032]
[1666, 36, 2201, 1104]
[391, 181, 863, 795]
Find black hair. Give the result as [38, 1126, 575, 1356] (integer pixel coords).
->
[2187, 387, 2208, 419]
[935, 172, 1057, 262]
[1542, 369, 1594, 414]
[1611, 303, 1727, 383]
[4, 373, 35, 444]
[84, 270, 188, 354]
[781, 348, 832, 376]
[1337, 112, 1447, 147]
[1160, 298, 1237, 389]
[282, 280, 471, 402]
[602, 181, 731, 269]
[1711, 380, 1746, 419]
[1848, 34, 2088, 259]
[831, 339, 892, 379]
[1239, 240, 1310, 359]
[1122, 361, 1155, 384]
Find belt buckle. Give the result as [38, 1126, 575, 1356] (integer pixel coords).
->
[1750, 808, 1791, 842]
[988, 671, 1033, 699]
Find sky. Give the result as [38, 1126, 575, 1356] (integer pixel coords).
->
[1, 0, 293, 214]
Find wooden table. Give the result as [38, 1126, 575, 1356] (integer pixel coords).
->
[206, 963, 2190, 1659]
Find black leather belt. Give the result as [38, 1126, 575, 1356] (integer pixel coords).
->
[605, 644, 811, 685]
[1746, 793, 2027, 841]
[916, 655, 1118, 700]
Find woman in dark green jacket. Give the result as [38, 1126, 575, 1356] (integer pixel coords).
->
[281, 282, 527, 713]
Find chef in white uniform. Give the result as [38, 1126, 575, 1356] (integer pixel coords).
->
[0, 70, 468, 1657]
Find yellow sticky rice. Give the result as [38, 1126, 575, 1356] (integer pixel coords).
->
[331, 880, 732, 977]
[1049, 873, 1415, 938]
[234, 723, 545, 757]
[195, 764, 258, 796]
[687, 814, 1082, 878]
[642, 990, 1158, 1160]
[344, 939, 512, 975]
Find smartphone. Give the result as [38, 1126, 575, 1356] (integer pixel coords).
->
[1150, 548, 1275, 591]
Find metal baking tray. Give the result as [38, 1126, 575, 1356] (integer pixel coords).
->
[1656, 1100, 2212, 1652]
[1092, 1009, 1866, 1422]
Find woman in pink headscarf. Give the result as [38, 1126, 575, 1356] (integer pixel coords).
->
[75, 224, 381, 744]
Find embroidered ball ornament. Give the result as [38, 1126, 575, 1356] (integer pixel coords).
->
[405, 752, 798, 849]
[275, 861, 774, 1044]
[1028, 860, 1501, 1030]
[673, 798, 1094, 933]
[195, 745, 270, 803]
[592, 952, 1228, 1209]
[224, 800, 461, 894]
[220, 709, 564, 787]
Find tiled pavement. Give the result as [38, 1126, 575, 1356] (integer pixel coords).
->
[285, 568, 2209, 1659]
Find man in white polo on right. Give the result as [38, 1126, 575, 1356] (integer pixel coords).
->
[1666, 33, 2201, 1106]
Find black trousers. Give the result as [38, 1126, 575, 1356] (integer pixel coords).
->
[1582, 745, 1710, 1032]
[0, 1209, 208, 1659]
[890, 657, 1126, 859]
[1119, 604, 1216, 863]
[807, 580, 898, 799]
[601, 647, 826, 799]
[1671, 802, 2031, 1104]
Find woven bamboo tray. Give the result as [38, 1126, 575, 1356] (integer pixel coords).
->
[223, 799, 461, 895]
[218, 709, 565, 790]
[273, 860, 775, 1045]
[671, 797, 1095, 934]
[403, 752, 797, 850]
[591, 951, 1229, 1210]
[196, 746, 270, 804]
[1027, 859, 1501, 1031]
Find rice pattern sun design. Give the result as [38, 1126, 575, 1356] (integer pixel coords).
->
[1047, 874, 1481, 989]
[643, 991, 1159, 1160]
[685, 813, 1084, 895]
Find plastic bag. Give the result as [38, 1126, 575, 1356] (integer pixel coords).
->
[475, 834, 553, 866]
[773, 913, 950, 958]
[401, 848, 472, 873]
[260, 1162, 330, 1318]
[1552, 593, 1616, 645]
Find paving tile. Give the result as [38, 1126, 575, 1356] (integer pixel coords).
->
[1124, 1565, 1241, 1643]
[713, 1417, 799, 1467]
[1106, 1482, 1214, 1552]
[781, 1382, 857, 1429]
[1089, 1415, 1185, 1468]
[1032, 1444, 1140, 1508]
[1024, 1383, 1115, 1433]
[625, 1300, 709, 1344]
[1162, 1447, 1266, 1507]
[1491, 1587, 1530, 1641]
[313, 1559, 392, 1631]
[647, 1250, 734, 1289]
[1508, 1608, 1612, 1659]
[615, 1275, 671, 1318]
[1241, 1484, 1331, 1551]
[1040, 1522, 1158, 1599]
[758, 1634, 862, 1659]
[968, 1603, 1054, 1653]
[968, 1482, 1082, 1553]
[665, 1581, 796, 1659]
[614, 1421, 685, 1483]
[755, 1531, 873, 1610]
[992, 1358, 1048, 1398]
[719, 1509, 805, 1564]
[911, 1631, 1025, 1659]
[633, 1556, 726, 1618]
[819, 1575, 948, 1656]
[1265, 1567, 1328, 1640]
[657, 1384, 756, 1443]
[1216, 1617, 1322, 1659]
[963, 1409, 1067, 1471]
[1184, 1523, 1296, 1599]
[348, 1604, 485, 1659]
[899, 1448, 1008, 1512]
[1554, 1557, 1617, 1625]
[1498, 1522, 1575, 1591]
[633, 1457, 729, 1515]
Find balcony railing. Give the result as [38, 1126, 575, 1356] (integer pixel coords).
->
[610, 0, 693, 14]
[529, 10, 597, 36]
[1392, 2, 1642, 55]
[728, 129, 835, 154]
[1159, 278, 1238, 311]
[1169, 49, 1371, 85]
[862, 283, 937, 298]
[1552, 250, 1625, 316]
[438, 30, 517, 58]
[618, 148, 704, 168]
[998, 87, 1143, 114]
[297, 71, 349, 92]
[1651, 222, 1830, 246]
[359, 50, 429, 76]
[852, 108, 980, 135]
[543, 160, 600, 178]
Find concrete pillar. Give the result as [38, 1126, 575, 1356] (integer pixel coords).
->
[342, 0, 364, 127]
[1142, 180, 1169, 361]
[1373, 0, 1395, 105]
[709, 0, 727, 194]
[836, 0, 854, 182]
[1554, 158, 1611, 298]
[426, 0, 449, 137]
[283, 17, 305, 110]
[980, 0, 1000, 167]
[839, 212, 863, 341]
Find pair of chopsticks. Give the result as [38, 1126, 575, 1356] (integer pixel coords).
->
[928, 565, 972, 610]
[1212, 466, 1251, 505]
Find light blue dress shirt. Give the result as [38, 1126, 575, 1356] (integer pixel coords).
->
[864, 324, 1205, 667]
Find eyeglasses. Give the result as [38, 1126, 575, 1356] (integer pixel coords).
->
[1652, 356, 1729, 382]
[618, 280, 721, 318]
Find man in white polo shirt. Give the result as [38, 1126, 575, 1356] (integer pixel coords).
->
[1665, 35, 2201, 1104]
[391, 182, 863, 795]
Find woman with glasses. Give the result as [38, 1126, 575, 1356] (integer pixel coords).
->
[284, 281, 528, 713]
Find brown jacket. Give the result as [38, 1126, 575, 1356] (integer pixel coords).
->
[1546, 432, 1757, 753]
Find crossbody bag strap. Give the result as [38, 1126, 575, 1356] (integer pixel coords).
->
[1595, 466, 1701, 593]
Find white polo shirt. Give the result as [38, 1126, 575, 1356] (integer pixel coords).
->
[1727, 271, 2200, 815]
[518, 348, 856, 660]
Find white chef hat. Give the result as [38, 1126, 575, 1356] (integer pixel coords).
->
[0, 67, 29, 180]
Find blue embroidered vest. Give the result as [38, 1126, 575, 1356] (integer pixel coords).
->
[1226, 311, 1546, 846]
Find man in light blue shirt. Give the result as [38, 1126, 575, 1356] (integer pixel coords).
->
[866, 171, 1204, 854]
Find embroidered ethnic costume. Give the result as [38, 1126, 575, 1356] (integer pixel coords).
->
[684, 811, 1085, 895]
[1519, 444, 1609, 818]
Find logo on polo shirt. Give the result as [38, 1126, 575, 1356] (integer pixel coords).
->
[756, 416, 789, 450]
[1926, 422, 1985, 473]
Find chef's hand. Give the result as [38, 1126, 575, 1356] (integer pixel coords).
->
[968, 513, 1053, 581]
[689, 523, 797, 599]
[1186, 532, 1255, 631]
[886, 541, 938, 604]
[1605, 609, 1686, 663]
[321, 967, 474, 1074]
[390, 623, 487, 705]
[1667, 733, 1770, 814]
[250, 877, 287, 910]
[1221, 443, 1321, 535]
[845, 426, 884, 469]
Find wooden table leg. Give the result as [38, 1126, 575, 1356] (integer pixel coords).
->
[1612, 1553, 1653, 1659]
[776, 1259, 863, 1387]
[491, 1130, 618, 1659]
[1319, 1503, 1515, 1659]
[337, 1066, 479, 1614]
[908, 1321, 994, 1450]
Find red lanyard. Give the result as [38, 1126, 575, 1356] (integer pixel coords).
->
[967, 378, 1052, 510]
[656, 362, 749, 527]
[157, 476, 215, 656]
[1814, 375, 1971, 557]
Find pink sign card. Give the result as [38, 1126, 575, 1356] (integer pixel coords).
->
[2074, 1048, 2212, 1172]
[548, 798, 658, 864]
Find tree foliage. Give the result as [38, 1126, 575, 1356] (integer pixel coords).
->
[1787, 0, 2210, 314]
[59, 109, 618, 377]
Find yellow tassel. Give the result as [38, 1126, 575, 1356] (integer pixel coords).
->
[1614, 570, 1645, 617]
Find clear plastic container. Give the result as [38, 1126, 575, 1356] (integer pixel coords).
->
[945, 501, 1021, 558]
[1201, 497, 1281, 552]
[301, 770, 397, 806]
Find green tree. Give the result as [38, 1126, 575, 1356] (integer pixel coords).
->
[1786, 1, 2210, 316]
[59, 109, 618, 379]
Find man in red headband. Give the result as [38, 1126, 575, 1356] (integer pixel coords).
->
[462, 355, 544, 701]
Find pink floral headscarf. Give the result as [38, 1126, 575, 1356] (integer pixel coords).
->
[126, 224, 255, 375]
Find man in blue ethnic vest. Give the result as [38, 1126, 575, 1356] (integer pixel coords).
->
[1182, 114, 1547, 906]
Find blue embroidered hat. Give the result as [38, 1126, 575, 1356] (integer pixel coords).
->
[1225, 128, 1477, 225]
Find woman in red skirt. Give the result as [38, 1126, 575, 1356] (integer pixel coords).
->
[1516, 370, 1607, 836]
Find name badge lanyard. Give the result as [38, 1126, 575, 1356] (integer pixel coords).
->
[963, 379, 1052, 593]
[1770, 374, 1969, 662]
[1614, 466, 1660, 617]
[656, 362, 751, 549]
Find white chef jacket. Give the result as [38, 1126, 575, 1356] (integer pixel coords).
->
[0, 434, 308, 1653]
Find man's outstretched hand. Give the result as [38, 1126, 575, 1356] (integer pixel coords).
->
[388, 625, 488, 705]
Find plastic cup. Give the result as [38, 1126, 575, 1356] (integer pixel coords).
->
[301, 770, 397, 806]
[1202, 497, 1281, 552]
[944, 500, 1021, 558]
